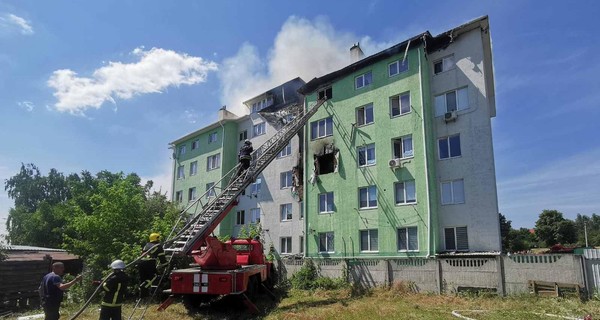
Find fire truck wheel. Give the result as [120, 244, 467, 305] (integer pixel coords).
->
[182, 294, 214, 313]
[247, 275, 259, 299]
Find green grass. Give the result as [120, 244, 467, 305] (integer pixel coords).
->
[13, 287, 599, 320]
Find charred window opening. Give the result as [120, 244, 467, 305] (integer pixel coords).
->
[313, 143, 338, 176]
[318, 87, 332, 100]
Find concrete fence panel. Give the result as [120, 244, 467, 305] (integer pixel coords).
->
[315, 259, 345, 279]
[503, 254, 584, 294]
[347, 259, 387, 287]
[440, 257, 499, 293]
[390, 258, 438, 293]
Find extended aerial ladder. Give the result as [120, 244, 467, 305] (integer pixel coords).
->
[163, 98, 326, 257]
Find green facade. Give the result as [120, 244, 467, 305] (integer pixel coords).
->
[171, 121, 239, 236]
[303, 46, 438, 258]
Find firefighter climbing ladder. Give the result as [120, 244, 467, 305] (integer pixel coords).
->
[163, 98, 326, 255]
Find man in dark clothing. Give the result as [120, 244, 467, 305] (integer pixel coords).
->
[138, 232, 167, 298]
[40, 262, 82, 320]
[99, 260, 128, 320]
[238, 139, 253, 176]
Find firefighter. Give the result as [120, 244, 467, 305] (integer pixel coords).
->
[238, 139, 253, 176]
[138, 233, 167, 298]
[99, 260, 128, 320]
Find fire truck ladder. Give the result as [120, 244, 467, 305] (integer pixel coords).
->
[164, 98, 326, 255]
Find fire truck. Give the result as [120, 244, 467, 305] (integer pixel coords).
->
[159, 99, 326, 311]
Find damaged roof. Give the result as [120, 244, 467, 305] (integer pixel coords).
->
[298, 15, 490, 95]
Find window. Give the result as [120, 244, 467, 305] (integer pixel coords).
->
[208, 132, 218, 143]
[251, 97, 273, 113]
[191, 140, 199, 150]
[395, 180, 416, 205]
[299, 236, 304, 254]
[357, 144, 376, 167]
[310, 117, 333, 140]
[239, 130, 247, 142]
[441, 179, 465, 205]
[318, 232, 334, 253]
[280, 171, 293, 189]
[360, 229, 379, 252]
[179, 145, 186, 156]
[356, 103, 374, 126]
[435, 87, 468, 116]
[398, 227, 418, 251]
[299, 201, 304, 219]
[280, 237, 292, 254]
[188, 187, 196, 202]
[207, 153, 220, 171]
[253, 122, 266, 137]
[177, 165, 184, 179]
[318, 87, 332, 100]
[250, 178, 261, 195]
[280, 203, 293, 221]
[389, 58, 409, 77]
[175, 191, 183, 203]
[355, 71, 372, 89]
[438, 135, 461, 159]
[189, 161, 198, 176]
[236, 210, 245, 225]
[250, 208, 261, 224]
[392, 136, 413, 159]
[445, 226, 469, 251]
[390, 92, 410, 117]
[319, 192, 334, 213]
[277, 142, 292, 158]
[359, 186, 377, 209]
[206, 182, 215, 198]
[434, 55, 454, 74]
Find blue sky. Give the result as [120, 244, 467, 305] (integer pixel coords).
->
[1, 0, 599, 236]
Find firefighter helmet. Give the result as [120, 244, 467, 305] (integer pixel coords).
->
[149, 233, 161, 242]
[244, 139, 251, 145]
[110, 259, 126, 270]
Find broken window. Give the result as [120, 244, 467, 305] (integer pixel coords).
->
[313, 143, 338, 176]
[318, 87, 332, 100]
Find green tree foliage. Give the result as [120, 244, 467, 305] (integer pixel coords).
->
[4, 164, 181, 276]
[507, 228, 537, 252]
[534, 209, 577, 247]
[499, 213, 511, 252]
[574, 214, 600, 246]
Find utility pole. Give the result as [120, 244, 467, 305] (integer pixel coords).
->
[584, 221, 589, 247]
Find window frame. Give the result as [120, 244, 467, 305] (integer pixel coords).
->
[394, 180, 417, 205]
[253, 122, 266, 137]
[318, 192, 334, 214]
[207, 153, 221, 171]
[250, 208, 261, 224]
[280, 171, 293, 189]
[250, 178, 262, 195]
[357, 143, 376, 167]
[191, 139, 199, 150]
[441, 179, 465, 205]
[277, 142, 292, 158]
[434, 55, 455, 75]
[179, 145, 186, 156]
[236, 210, 245, 225]
[397, 226, 419, 252]
[359, 229, 379, 252]
[318, 87, 332, 100]
[188, 187, 196, 202]
[388, 58, 409, 77]
[355, 71, 373, 89]
[208, 132, 218, 143]
[280, 203, 293, 221]
[390, 92, 411, 118]
[310, 117, 333, 140]
[206, 182, 215, 199]
[444, 226, 469, 251]
[177, 165, 185, 180]
[392, 135, 414, 159]
[438, 134, 462, 160]
[358, 186, 378, 210]
[435, 87, 469, 116]
[280, 237, 292, 254]
[175, 190, 183, 203]
[239, 130, 248, 142]
[356, 103, 374, 127]
[189, 161, 198, 176]
[318, 232, 335, 253]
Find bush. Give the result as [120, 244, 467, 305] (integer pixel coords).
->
[290, 259, 348, 290]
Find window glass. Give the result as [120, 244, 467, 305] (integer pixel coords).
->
[454, 180, 465, 203]
[439, 138, 450, 159]
[441, 182, 453, 205]
[449, 135, 461, 157]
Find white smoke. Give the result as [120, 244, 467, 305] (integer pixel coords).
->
[219, 16, 395, 116]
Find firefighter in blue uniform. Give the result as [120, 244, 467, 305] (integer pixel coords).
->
[100, 260, 128, 320]
[138, 233, 167, 298]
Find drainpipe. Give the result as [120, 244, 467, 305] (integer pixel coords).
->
[418, 46, 433, 259]
[169, 144, 176, 201]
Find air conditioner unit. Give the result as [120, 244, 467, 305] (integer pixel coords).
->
[444, 111, 457, 123]
[388, 158, 402, 169]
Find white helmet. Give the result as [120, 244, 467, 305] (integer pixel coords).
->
[110, 259, 126, 270]
[244, 139, 251, 144]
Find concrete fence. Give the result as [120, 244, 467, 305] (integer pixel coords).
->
[277, 254, 590, 297]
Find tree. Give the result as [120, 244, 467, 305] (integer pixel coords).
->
[499, 213, 512, 252]
[534, 209, 576, 247]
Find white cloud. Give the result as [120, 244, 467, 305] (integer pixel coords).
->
[141, 161, 173, 198]
[498, 148, 600, 227]
[17, 101, 34, 112]
[0, 13, 33, 35]
[47, 47, 218, 115]
[219, 16, 395, 116]
[182, 109, 203, 124]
